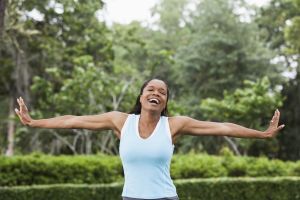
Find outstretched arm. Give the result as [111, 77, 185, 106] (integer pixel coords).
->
[15, 97, 127, 136]
[170, 110, 285, 139]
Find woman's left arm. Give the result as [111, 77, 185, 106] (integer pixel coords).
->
[171, 110, 285, 139]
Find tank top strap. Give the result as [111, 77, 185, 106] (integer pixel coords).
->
[160, 116, 173, 145]
[120, 114, 135, 141]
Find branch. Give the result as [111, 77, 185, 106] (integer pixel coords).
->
[223, 136, 241, 156]
[110, 77, 135, 110]
[50, 130, 77, 155]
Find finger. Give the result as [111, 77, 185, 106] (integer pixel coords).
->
[274, 109, 278, 118]
[20, 97, 24, 106]
[15, 108, 26, 125]
[15, 108, 20, 116]
[19, 97, 28, 112]
[275, 109, 279, 117]
[270, 113, 277, 125]
[272, 110, 276, 119]
[15, 108, 24, 119]
[18, 98, 23, 113]
[279, 124, 285, 129]
[22, 98, 28, 111]
[21, 97, 26, 106]
[273, 110, 279, 123]
[21, 100, 28, 111]
[17, 98, 21, 108]
[276, 124, 285, 132]
[276, 110, 280, 122]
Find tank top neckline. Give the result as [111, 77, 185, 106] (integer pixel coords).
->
[135, 114, 162, 141]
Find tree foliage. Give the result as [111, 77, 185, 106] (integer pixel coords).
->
[0, 0, 298, 159]
[257, 0, 300, 160]
[176, 0, 283, 100]
[200, 77, 283, 156]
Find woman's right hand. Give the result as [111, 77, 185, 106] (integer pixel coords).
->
[15, 97, 33, 126]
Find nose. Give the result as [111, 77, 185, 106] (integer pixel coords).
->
[152, 90, 160, 96]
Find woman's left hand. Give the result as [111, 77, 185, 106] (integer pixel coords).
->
[264, 109, 285, 138]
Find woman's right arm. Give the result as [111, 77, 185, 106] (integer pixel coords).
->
[15, 97, 127, 137]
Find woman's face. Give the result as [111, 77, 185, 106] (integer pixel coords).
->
[139, 79, 168, 114]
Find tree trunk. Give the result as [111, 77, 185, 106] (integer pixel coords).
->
[84, 130, 92, 154]
[14, 47, 31, 105]
[5, 39, 31, 156]
[0, 0, 6, 37]
[5, 95, 15, 156]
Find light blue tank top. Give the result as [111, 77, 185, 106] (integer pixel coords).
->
[119, 114, 177, 199]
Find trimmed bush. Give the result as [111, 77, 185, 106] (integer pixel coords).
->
[0, 154, 298, 186]
[176, 177, 300, 200]
[0, 154, 123, 186]
[171, 154, 227, 179]
[291, 161, 300, 176]
[171, 153, 295, 179]
[0, 183, 123, 200]
[0, 177, 299, 200]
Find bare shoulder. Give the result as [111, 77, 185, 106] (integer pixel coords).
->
[168, 116, 190, 136]
[109, 111, 128, 127]
[109, 111, 128, 119]
[109, 111, 129, 138]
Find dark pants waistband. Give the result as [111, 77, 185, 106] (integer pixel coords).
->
[122, 196, 179, 200]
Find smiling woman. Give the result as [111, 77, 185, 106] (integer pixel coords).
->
[15, 78, 285, 200]
[130, 79, 170, 116]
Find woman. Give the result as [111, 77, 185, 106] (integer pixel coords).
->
[15, 79, 285, 200]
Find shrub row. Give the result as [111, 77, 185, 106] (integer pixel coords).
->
[0, 153, 300, 186]
[170, 153, 300, 179]
[0, 154, 123, 186]
[0, 177, 299, 200]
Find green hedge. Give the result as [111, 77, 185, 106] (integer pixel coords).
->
[0, 154, 123, 186]
[0, 177, 299, 200]
[171, 154, 300, 179]
[1, 153, 300, 186]
[176, 177, 300, 200]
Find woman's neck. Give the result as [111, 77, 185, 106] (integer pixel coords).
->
[139, 110, 161, 125]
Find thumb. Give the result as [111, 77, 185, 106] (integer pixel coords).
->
[15, 108, 21, 117]
[277, 124, 285, 131]
[15, 108, 26, 125]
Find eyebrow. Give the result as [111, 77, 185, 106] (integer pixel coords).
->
[145, 85, 167, 92]
[147, 85, 166, 91]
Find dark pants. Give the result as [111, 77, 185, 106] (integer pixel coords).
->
[122, 196, 179, 200]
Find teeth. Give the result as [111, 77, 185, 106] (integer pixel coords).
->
[148, 98, 159, 104]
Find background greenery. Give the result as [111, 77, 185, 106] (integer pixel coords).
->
[0, 0, 299, 160]
[0, 152, 299, 186]
[1, 177, 300, 200]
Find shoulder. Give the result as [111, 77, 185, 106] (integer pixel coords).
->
[108, 111, 129, 138]
[168, 116, 191, 124]
[108, 111, 129, 125]
[168, 116, 191, 135]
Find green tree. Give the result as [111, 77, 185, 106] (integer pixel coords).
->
[177, 77, 283, 156]
[0, 0, 114, 155]
[176, 0, 283, 101]
[0, 0, 40, 156]
[111, 21, 178, 91]
[24, 56, 139, 155]
[257, 0, 300, 160]
[280, 0, 300, 160]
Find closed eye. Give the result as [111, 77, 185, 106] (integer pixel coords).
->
[159, 89, 166, 95]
